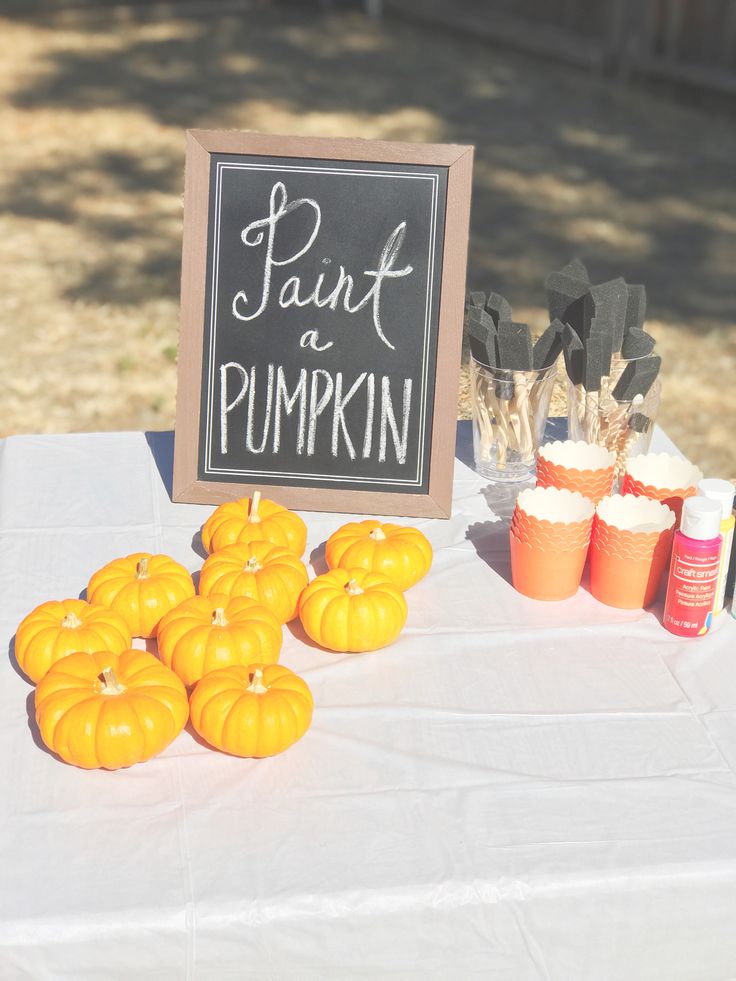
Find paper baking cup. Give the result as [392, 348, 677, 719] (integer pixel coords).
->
[510, 532, 589, 601]
[512, 512, 592, 550]
[516, 486, 596, 526]
[589, 495, 674, 608]
[621, 474, 697, 526]
[596, 494, 677, 535]
[625, 453, 703, 492]
[589, 536, 672, 609]
[539, 440, 616, 472]
[536, 458, 615, 505]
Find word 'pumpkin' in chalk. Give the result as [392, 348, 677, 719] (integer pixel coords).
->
[201, 491, 307, 556]
[87, 553, 195, 639]
[14, 598, 132, 684]
[198, 541, 308, 624]
[35, 649, 188, 770]
[157, 594, 282, 687]
[325, 520, 432, 591]
[190, 664, 313, 758]
[299, 567, 407, 653]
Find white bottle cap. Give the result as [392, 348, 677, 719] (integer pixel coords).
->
[697, 478, 735, 520]
[681, 497, 722, 541]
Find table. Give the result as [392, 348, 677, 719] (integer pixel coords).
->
[2, 426, 736, 979]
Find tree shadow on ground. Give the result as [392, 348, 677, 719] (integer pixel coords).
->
[1, 1, 735, 324]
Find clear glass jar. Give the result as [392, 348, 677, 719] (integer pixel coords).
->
[567, 364, 661, 476]
[470, 357, 558, 482]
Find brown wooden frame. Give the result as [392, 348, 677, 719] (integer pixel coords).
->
[173, 130, 473, 518]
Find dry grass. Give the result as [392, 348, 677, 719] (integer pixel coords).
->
[0, 3, 734, 475]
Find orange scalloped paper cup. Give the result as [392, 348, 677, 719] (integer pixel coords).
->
[589, 536, 672, 609]
[516, 486, 595, 528]
[623, 453, 703, 527]
[537, 441, 615, 504]
[510, 532, 589, 601]
[589, 494, 676, 608]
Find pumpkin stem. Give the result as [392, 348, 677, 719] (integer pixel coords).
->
[61, 612, 83, 629]
[368, 526, 387, 541]
[249, 491, 262, 524]
[99, 666, 126, 695]
[246, 667, 269, 694]
[345, 578, 364, 596]
[135, 557, 150, 579]
[211, 607, 228, 627]
[244, 556, 263, 573]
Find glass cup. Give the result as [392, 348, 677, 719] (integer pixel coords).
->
[470, 357, 558, 482]
[567, 357, 661, 476]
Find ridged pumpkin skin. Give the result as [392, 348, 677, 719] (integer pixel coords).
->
[190, 664, 313, 758]
[201, 491, 307, 556]
[14, 598, 132, 684]
[87, 553, 195, 639]
[35, 649, 188, 769]
[298, 567, 408, 653]
[198, 541, 308, 623]
[325, 520, 433, 591]
[156, 594, 282, 687]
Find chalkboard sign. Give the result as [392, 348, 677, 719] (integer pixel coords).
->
[173, 131, 473, 517]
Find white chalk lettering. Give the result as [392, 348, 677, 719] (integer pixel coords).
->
[220, 362, 249, 454]
[307, 369, 334, 456]
[273, 366, 307, 455]
[230, 182, 413, 349]
[331, 371, 367, 459]
[363, 372, 375, 459]
[232, 182, 321, 322]
[216, 363, 413, 468]
[245, 363, 274, 453]
[379, 376, 412, 464]
[299, 330, 333, 352]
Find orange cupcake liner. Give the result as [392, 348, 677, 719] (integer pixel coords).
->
[589, 539, 670, 609]
[511, 525, 592, 553]
[591, 515, 671, 554]
[510, 532, 588, 601]
[535, 459, 614, 505]
[621, 475, 697, 527]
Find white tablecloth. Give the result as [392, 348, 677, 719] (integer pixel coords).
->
[2, 425, 736, 980]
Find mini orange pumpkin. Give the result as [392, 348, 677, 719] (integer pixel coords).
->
[87, 553, 195, 639]
[189, 663, 313, 758]
[156, 594, 282, 687]
[298, 567, 407, 653]
[35, 649, 188, 769]
[198, 541, 308, 623]
[201, 491, 307, 556]
[14, 598, 132, 684]
[325, 520, 432, 590]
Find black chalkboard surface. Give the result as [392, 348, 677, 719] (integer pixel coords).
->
[174, 132, 473, 518]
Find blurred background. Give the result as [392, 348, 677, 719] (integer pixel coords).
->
[1, 0, 734, 476]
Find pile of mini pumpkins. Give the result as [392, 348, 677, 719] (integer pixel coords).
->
[15, 493, 432, 771]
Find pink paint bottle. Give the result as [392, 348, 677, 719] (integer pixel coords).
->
[663, 497, 722, 637]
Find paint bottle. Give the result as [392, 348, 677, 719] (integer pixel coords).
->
[697, 478, 735, 615]
[663, 497, 722, 637]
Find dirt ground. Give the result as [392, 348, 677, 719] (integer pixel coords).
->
[0, 2, 734, 476]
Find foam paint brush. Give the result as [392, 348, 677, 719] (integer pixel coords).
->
[620, 328, 656, 360]
[546, 269, 589, 340]
[584, 278, 628, 352]
[466, 306, 497, 368]
[613, 355, 662, 402]
[624, 284, 647, 336]
[532, 318, 565, 370]
[485, 292, 513, 327]
[589, 317, 614, 378]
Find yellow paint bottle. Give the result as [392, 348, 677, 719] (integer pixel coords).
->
[698, 479, 735, 615]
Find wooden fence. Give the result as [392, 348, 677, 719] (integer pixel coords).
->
[385, 0, 736, 97]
